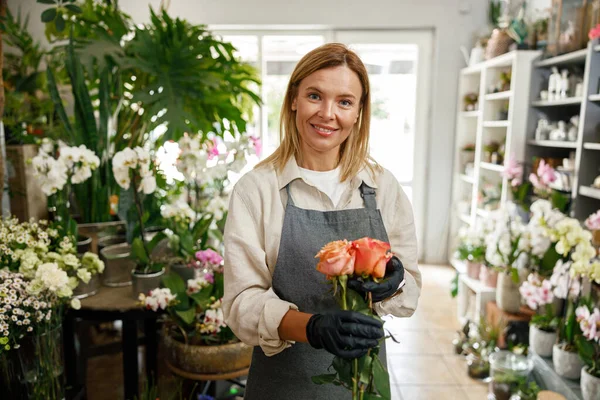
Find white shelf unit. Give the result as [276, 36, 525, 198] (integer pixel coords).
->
[525, 39, 600, 222]
[579, 186, 600, 201]
[449, 50, 541, 264]
[457, 271, 497, 325]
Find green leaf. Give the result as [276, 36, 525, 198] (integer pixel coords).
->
[539, 245, 561, 278]
[332, 356, 353, 385]
[311, 374, 337, 385]
[189, 286, 213, 309]
[132, 238, 149, 265]
[37, 0, 57, 4]
[372, 355, 391, 400]
[450, 272, 459, 298]
[175, 308, 196, 325]
[213, 272, 224, 299]
[64, 4, 82, 13]
[347, 287, 369, 313]
[161, 272, 186, 296]
[41, 8, 57, 22]
[359, 354, 373, 385]
[510, 268, 520, 284]
[147, 231, 167, 253]
[54, 13, 65, 32]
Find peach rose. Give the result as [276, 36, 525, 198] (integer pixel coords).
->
[315, 240, 356, 278]
[351, 237, 392, 278]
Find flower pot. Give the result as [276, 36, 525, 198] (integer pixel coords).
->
[466, 261, 482, 280]
[489, 351, 532, 400]
[528, 325, 556, 358]
[552, 343, 583, 380]
[169, 263, 196, 283]
[131, 269, 165, 299]
[480, 266, 499, 288]
[78, 220, 126, 254]
[97, 235, 127, 253]
[581, 366, 600, 400]
[466, 355, 489, 380]
[76, 235, 92, 255]
[163, 330, 252, 375]
[0, 325, 65, 400]
[73, 273, 101, 299]
[496, 273, 521, 313]
[100, 243, 134, 287]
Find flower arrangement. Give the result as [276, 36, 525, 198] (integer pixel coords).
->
[312, 237, 391, 400]
[0, 217, 104, 288]
[484, 208, 528, 281]
[31, 139, 100, 238]
[139, 249, 234, 345]
[112, 147, 164, 274]
[502, 157, 532, 210]
[456, 226, 486, 263]
[519, 273, 559, 332]
[528, 159, 570, 213]
[575, 300, 600, 379]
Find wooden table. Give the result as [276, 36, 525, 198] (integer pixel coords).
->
[63, 285, 160, 400]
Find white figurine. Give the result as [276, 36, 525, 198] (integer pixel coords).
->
[559, 69, 570, 98]
[548, 67, 560, 101]
[567, 115, 579, 142]
[593, 175, 600, 189]
[549, 121, 567, 141]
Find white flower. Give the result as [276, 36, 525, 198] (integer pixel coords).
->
[112, 147, 138, 171]
[33, 262, 70, 293]
[114, 169, 131, 190]
[142, 288, 176, 312]
[77, 269, 92, 284]
[40, 138, 54, 154]
[70, 298, 81, 310]
[139, 175, 156, 194]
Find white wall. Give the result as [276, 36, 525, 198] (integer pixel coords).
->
[8, 0, 490, 264]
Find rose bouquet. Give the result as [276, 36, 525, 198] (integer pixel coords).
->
[312, 237, 392, 400]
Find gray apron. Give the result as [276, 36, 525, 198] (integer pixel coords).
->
[244, 181, 390, 400]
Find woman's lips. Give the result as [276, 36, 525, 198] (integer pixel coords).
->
[311, 124, 338, 137]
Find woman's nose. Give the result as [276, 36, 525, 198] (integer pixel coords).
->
[318, 101, 334, 119]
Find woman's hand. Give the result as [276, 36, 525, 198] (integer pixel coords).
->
[305, 310, 384, 359]
[348, 256, 405, 302]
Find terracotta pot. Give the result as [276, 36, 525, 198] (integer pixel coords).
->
[496, 273, 521, 313]
[479, 266, 498, 288]
[466, 261, 482, 280]
[553, 343, 583, 380]
[163, 329, 252, 375]
[529, 325, 556, 358]
[581, 366, 600, 400]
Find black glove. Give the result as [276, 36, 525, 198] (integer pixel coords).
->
[306, 310, 384, 359]
[348, 256, 404, 302]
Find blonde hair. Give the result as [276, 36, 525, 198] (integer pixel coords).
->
[256, 42, 381, 182]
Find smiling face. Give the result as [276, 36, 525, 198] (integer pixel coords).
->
[291, 66, 363, 170]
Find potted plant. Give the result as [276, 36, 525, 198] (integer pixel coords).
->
[483, 140, 501, 164]
[0, 217, 84, 400]
[463, 92, 478, 111]
[519, 273, 559, 357]
[111, 146, 166, 298]
[484, 209, 528, 313]
[139, 254, 252, 376]
[575, 300, 600, 400]
[528, 159, 571, 213]
[502, 158, 532, 222]
[456, 226, 486, 280]
[510, 382, 541, 400]
[489, 351, 532, 400]
[460, 143, 476, 174]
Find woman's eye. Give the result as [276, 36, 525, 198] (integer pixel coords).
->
[308, 93, 320, 100]
[340, 100, 353, 107]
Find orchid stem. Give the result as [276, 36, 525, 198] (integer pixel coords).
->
[353, 358, 359, 400]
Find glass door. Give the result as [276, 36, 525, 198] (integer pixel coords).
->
[334, 31, 433, 260]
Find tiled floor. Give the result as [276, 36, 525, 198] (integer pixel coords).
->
[383, 264, 489, 400]
[86, 264, 491, 399]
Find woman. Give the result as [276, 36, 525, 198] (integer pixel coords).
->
[223, 43, 421, 399]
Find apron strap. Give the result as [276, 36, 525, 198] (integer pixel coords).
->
[359, 183, 377, 210]
[285, 183, 295, 206]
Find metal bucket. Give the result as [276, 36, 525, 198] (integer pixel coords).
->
[73, 273, 101, 299]
[100, 243, 134, 287]
[78, 220, 126, 254]
[131, 269, 165, 299]
[77, 235, 92, 255]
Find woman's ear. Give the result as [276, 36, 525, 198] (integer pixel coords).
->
[291, 98, 297, 111]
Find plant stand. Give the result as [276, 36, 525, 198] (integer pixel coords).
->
[166, 360, 249, 399]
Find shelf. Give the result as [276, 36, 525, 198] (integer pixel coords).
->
[459, 174, 474, 184]
[483, 120, 510, 128]
[589, 93, 600, 102]
[530, 353, 582, 400]
[480, 162, 504, 172]
[534, 48, 588, 67]
[528, 140, 577, 149]
[460, 273, 496, 294]
[583, 142, 600, 150]
[485, 91, 512, 101]
[578, 186, 600, 200]
[460, 110, 480, 118]
[531, 97, 582, 107]
[595, 44, 600, 52]
[450, 258, 467, 274]
[459, 214, 472, 225]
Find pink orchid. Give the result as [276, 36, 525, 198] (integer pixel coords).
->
[537, 160, 557, 186]
[249, 135, 262, 157]
[584, 210, 600, 231]
[195, 249, 224, 266]
[208, 138, 220, 159]
[502, 157, 523, 182]
[577, 306, 600, 341]
[589, 24, 600, 40]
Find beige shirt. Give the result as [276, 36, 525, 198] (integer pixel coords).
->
[223, 156, 421, 357]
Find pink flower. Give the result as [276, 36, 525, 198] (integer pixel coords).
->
[249, 135, 262, 157]
[351, 237, 393, 279]
[577, 306, 600, 341]
[519, 274, 553, 309]
[208, 138, 220, 160]
[537, 160, 557, 186]
[584, 210, 600, 231]
[315, 240, 356, 279]
[589, 24, 600, 40]
[502, 157, 522, 182]
[195, 249, 223, 267]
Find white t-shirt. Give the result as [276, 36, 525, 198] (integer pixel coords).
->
[298, 166, 349, 207]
